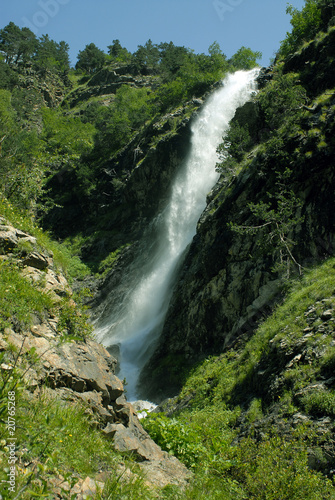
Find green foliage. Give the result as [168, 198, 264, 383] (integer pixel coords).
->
[0, 61, 19, 90]
[107, 39, 132, 63]
[0, 89, 47, 212]
[0, 198, 91, 281]
[132, 39, 161, 73]
[58, 299, 93, 341]
[92, 85, 154, 159]
[257, 73, 307, 130]
[0, 22, 37, 66]
[158, 42, 190, 79]
[179, 257, 335, 409]
[216, 121, 253, 178]
[0, 23, 69, 75]
[41, 107, 96, 157]
[0, 261, 54, 330]
[0, 388, 156, 499]
[76, 43, 106, 74]
[279, 0, 323, 58]
[229, 434, 335, 499]
[230, 169, 305, 277]
[153, 258, 335, 497]
[300, 389, 335, 417]
[50, 240, 91, 280]
[98, 245, 130, 276]
[33, 35, 70, 74]
[246, 398, 263, 423]
[143, 413, 207, 468]
[228, 46, 262, 70]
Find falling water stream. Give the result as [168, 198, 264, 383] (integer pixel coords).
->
[95, 69, 259, 401]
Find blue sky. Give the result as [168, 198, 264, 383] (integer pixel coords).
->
[1, 0, 305, 67]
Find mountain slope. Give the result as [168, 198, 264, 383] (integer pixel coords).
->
[143, 14, 335, 402]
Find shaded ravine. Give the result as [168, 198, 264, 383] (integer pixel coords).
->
[95, 70, 259, 401]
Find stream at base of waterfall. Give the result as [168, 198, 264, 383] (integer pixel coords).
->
[95, 69, 259, 405]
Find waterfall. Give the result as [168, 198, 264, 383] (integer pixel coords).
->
[95, 69, 259, 401]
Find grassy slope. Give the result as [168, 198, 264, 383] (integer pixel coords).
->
[0, 207, 161, 499]
[143, 257, 335, 499]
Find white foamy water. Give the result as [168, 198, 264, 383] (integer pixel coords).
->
[95, 70, 259, 401]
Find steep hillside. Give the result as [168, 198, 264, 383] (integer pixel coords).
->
[143, 8, 335, 401]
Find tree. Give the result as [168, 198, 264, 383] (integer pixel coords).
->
[34, 35, 70, 73]
[56, 40, 71, 73]
[208, 41, 222, 57]
[158, 42, 190, 79]
[41, 108, 96, 157]
[0, 62, 19, 90]
[257, 74, 307, 130]
[132, 39, 160, 73]
[16, 27, 38, 65]
[76, 43, 106, 74]
[208, 41, 228, 73]
[229, 46, 262, 70]
[0, 22, 22, 65]
[91, 85, 153, 159]
[107, 39, 131, 62]
[279, 0, 322, 58]
[0, 89, 46, 212]
[0, 23, 37, 66]
[229, 164, 305, 278]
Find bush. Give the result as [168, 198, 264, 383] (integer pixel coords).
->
[300, 389, 335, 417]
[230, 434, 335, 499]
[143, 413, 207, 468]
[257, 73, 307, 130]
[279, 1, 323, 58]
[0, 261, 54, 330]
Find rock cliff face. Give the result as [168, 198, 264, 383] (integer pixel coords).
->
[139, 30, 335, 401]
[65, 66, 160, 108]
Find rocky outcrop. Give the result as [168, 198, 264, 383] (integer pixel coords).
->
[0, 218, 191, 491]
[2, 325, 191, 489]
[16, 65, 68, 117]
[65, 66, 159, 108]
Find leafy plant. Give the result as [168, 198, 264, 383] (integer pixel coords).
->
[76, 43, 106, 74]
[300, 389, 335, 417]
[257, 73, 307, 130]
[228, 46, 262, 70]
[0, 260, 54, 330]
[279, 0, 323, 58]
[143, 413, 207, 468]
[230, 176, 305, 277]
[57, 299, 93, 341]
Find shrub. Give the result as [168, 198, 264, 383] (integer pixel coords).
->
[0, 261, 54, 330]
[279, 1, 323, 58]
[230, 434, 335, 499]
[300, 389, 335, 417]
[143, 413, 207, 468]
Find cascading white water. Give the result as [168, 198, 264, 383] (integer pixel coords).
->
[95, 69, 259, 401]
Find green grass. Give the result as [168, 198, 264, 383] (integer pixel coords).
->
[0, 384, 158, 499]
[178, 257, 335, 410]
[140, 257, 335, 498]
[0, 260, 54, 330]
[0, 197, 91, 280]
